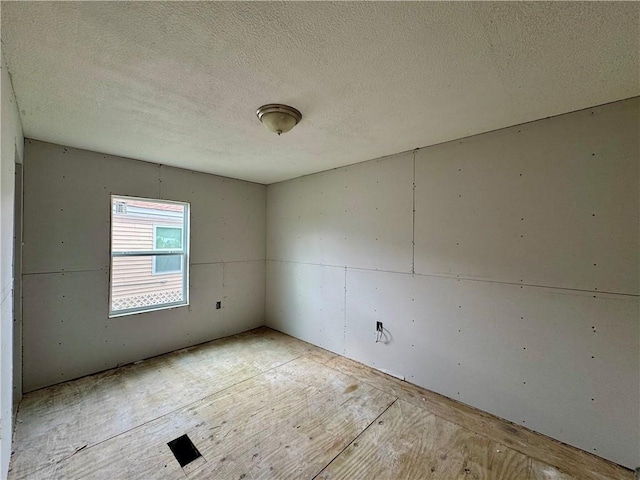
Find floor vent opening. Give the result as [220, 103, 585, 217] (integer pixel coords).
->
[168, 434, 202, 467]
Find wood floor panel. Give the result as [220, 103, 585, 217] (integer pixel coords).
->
[184, 357, 395, 479]
[9, 329, 315, 478]
[322, 354, 632, 480]
[316, 399, 530, 480]
[13, 355, 393, 480]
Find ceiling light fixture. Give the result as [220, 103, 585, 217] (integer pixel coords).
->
[256, 104, 302, 135]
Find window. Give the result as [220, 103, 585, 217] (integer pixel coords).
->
[110, 195, 190, 317]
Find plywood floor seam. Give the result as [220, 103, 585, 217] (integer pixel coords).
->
[310, 399, 399, 480]
[9, 328, 632, 480]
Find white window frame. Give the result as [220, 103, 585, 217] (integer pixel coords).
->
[152, 225, 184, 275]
[109, 195, 190, 317]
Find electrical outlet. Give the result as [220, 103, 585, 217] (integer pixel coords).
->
[376, 321, 383, 332]
[216, 301, 221, 310]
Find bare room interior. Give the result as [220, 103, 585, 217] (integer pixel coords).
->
[0, 2, 638, 479]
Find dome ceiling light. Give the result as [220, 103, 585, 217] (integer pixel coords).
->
[256, 104, 302, 135]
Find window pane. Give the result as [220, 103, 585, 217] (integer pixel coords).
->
[111, 255, 185, 313]
[154, 255, 182, 273]
[155, 227, 183, 249]
[112, 197, 185, 252]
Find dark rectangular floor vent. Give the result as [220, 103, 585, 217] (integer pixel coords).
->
[167, 434, 202, 467]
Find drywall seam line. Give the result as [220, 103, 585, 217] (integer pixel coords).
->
[343, 266, 347, 356]
[23, 268, 108, 276]
[265, 260, 639, 298]
[22, 259, 266, 276]
[263, 258, 268, 327]
[412, 149, 417, 275]
[310, 399, 398, 480]
[191, 259, 266, 265]
[266, 259, 355, 270]
[221, 262, 226, 321]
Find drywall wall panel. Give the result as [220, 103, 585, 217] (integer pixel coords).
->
[265, 97, 639, 469]
[22, 263, 227, 392]
[266, 261, 345, 353]
[415, 98, 639, 295]
[22, 140, 160, 274]
[1, 49, 24, 479]
[344, 269, 639, 467]
[160, 166, 266, 264]
[267, 152, 413, 272]
[22, 141, 267, 391]
[222, 261, 266, 335]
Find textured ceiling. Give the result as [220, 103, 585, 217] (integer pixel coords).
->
[1, 2, 638, 184]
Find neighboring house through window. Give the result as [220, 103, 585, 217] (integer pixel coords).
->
[153, 226, 183, 274]
[110, 195, 190, 316]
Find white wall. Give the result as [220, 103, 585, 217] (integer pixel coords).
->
[22, 140, 266, 392]
[266, 98, 640, 469]
[0, 51, 24, 480]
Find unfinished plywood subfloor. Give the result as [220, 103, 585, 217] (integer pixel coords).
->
[9, 328, 632, 480]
